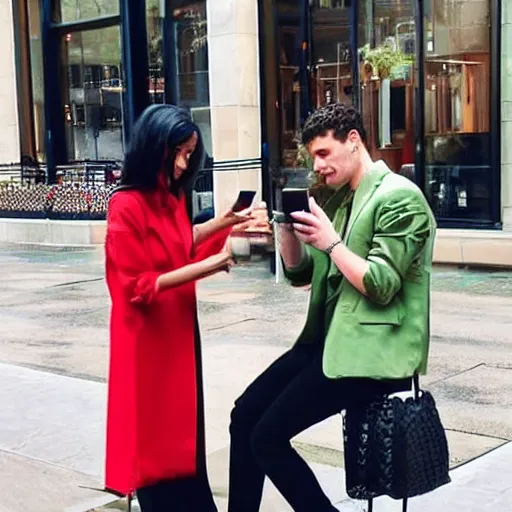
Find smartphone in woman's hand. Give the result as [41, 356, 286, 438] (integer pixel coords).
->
[232, 190, 256, 212]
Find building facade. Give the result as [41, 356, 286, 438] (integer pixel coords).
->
[1, 0, 512, 263]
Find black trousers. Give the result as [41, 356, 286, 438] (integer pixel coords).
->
[136, 321, 217, 512]
[228, 343, 411, 512]
[136, 468, 216, 512]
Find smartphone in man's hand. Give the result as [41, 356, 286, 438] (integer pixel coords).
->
[232, 190, 256, 212]
[281, 188, 310, 223]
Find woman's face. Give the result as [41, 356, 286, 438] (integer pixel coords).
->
[173, 131, 198, 181]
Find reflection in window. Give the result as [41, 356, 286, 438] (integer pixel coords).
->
[57, 0, 119, 23]
[173, 5, 209, 107]
[277, 0, 354, 168]
[424, 0, 490, 136]
[358, 0, 416, 173]
[147, 0, 165, 104]
[62, 26, 124, 161]
[27, 0, 45, 162]
[279, 24, 301, 167]
[311, 3, 352, 110]
[173, 2, 211, 155]
[425, 60, 489, 135]
[275, 0, 302, 167]
[145, 1, 212, 154]
[423, 0, 492, 222]
[313, 0, 348, 8]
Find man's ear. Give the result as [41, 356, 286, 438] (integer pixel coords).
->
[348, 129, 360, 143]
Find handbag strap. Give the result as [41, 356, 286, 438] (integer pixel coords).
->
[413, 372, 420, 400]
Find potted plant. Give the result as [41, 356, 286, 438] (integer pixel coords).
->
[359, 44, 413, 80]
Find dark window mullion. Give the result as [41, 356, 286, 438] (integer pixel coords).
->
[349, 0, 359, 110]
[490, 0, 501, 227]
[120, 0, 150, 144]
[42, 0, 67, 182]
[413, 0, 425, 193]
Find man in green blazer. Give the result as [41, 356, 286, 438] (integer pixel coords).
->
[227, 103, 437, 512]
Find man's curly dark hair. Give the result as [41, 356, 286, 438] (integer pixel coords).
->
[301, 103, 367, 146]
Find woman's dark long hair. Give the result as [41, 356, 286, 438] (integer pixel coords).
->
[120, 104, 205, 193]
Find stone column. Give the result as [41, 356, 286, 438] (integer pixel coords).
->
[0, 0, 20, 164]
[502, 0, 512, 230]
[206, 0, 262, 214]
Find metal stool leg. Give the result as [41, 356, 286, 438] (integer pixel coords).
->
[127, 492, 133, 512]
[402, 498, 408, 512]
[368, 498, 373, 512]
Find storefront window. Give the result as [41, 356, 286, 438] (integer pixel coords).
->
[358, 0, 416, 173]
[28, 0, 46, 162]
[62, 26, 124, 161]
[57, 0, 119, 23]
[423, 0, 492, 222]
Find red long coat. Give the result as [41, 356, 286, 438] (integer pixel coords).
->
[105, 182, 230, 495]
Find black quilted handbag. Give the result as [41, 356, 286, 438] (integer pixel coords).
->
[342, 375, 450, 510]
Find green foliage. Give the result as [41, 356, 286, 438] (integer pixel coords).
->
[359, 44, 414, 79]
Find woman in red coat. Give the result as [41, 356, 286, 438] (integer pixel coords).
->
[105, 105, 248, 511]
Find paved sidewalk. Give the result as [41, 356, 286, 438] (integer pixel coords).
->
[4, 356, 511, 512]
[0, 245, 511, 511]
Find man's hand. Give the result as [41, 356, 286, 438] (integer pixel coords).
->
[291, 197, 340, 252]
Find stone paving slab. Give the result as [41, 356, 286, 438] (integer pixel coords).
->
[0, 450, 112, 512]
[0, 363, 105, 478]
[430, 365, 512, 439]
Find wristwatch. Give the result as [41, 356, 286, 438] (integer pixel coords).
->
[324, 238, 342, 255]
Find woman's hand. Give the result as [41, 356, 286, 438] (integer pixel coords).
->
[202, 238, 235, 277]
[291, 197, 340, 252]
[194, 206, 254, 245]
[221, 205, 256, 229]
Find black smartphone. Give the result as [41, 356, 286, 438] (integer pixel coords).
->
[232, 190, 256, 212]
[281, 188, 310, 222]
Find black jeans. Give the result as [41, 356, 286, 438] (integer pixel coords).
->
[228, 344, 411, 512]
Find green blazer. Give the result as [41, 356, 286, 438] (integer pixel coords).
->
[284, 161, 437, 380]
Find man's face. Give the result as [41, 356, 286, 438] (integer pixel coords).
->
[307, 130, 358, 188]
